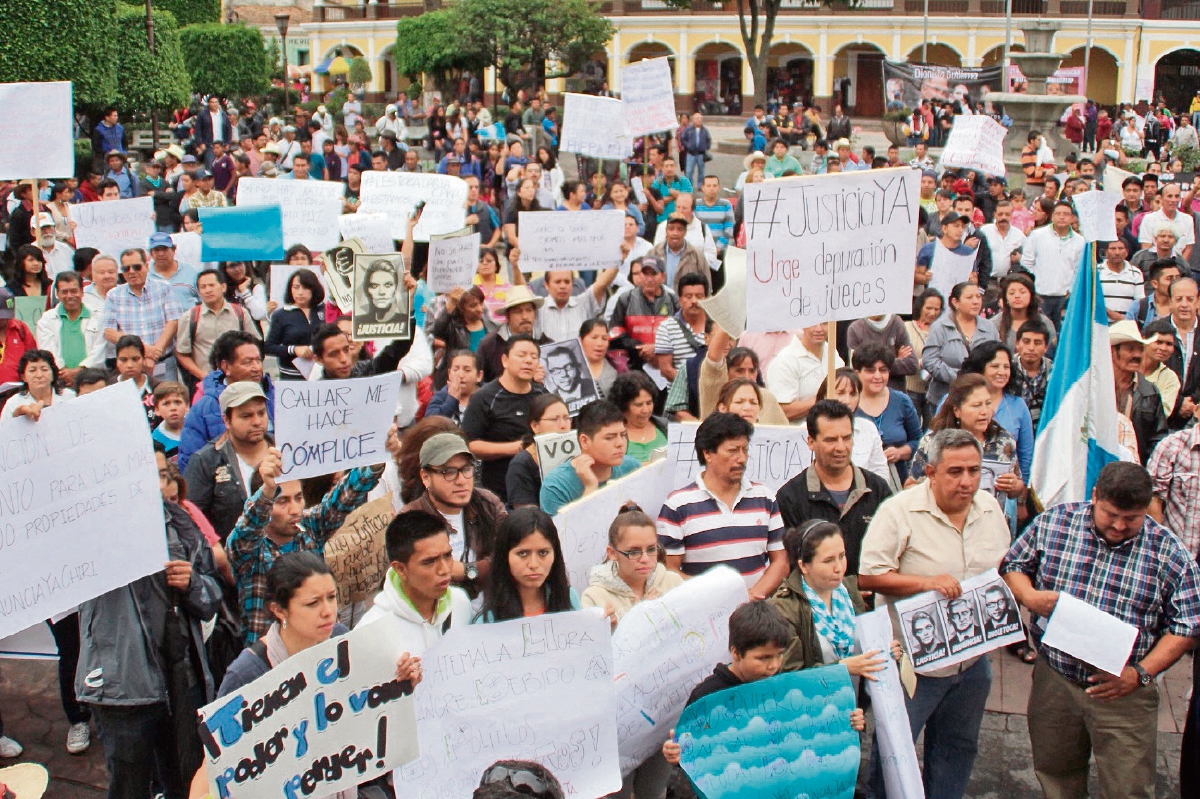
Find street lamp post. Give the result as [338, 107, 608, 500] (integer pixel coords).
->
[275, 13, 291, 122]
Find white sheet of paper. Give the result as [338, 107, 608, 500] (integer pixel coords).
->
[517, 210, 625, 273]
[1041, 592, 1139, 676]
[561, 93, 632, 160]
[0, 82, 74, 180]
[358, 171, 468, 242]
[170, 231, 204, 270]
[236, 177, 344, 251]
[641, 364, 669, 390]
[855, 609, 924, 799]
[620, 57, 677, 137]
[534, 430, 580, 480]
[928, 244, 978, 300]
[939, 115, 1008, 177]
[700, 247, 746, 338]
[426, 231, 481, 293]
[1072, 190, 1121, 242]
[339, 212, 394, 253]
[72, 196, 155, 255]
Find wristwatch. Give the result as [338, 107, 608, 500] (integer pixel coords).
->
[1133, 663, 1154, 686]
[465, 562, 479, 582]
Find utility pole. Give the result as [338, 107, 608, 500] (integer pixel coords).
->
[146, 0, 160, 149]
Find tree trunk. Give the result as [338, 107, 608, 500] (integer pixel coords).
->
[750, 53, 769, 110]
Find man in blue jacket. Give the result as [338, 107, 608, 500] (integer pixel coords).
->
[177, 330, 275, 471]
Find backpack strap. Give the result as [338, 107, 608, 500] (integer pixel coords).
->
[249, 638, 269, 666]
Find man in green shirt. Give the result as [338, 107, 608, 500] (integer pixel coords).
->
[764, 139, 802, 178]
[36, 271, 105, 386]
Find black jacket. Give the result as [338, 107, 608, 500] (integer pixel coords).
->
[1124, 374, 1168, 464]
[1166, 322, 1200, 429]
[776, 465, 893, 576]
[184, 434, 254, 542]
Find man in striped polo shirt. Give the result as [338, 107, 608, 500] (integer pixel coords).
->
[1098, 239, 1145, 323]
[657, 412, 788, 600]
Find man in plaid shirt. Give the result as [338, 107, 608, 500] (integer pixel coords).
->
[1001, 461, 1200, 799]
[1148, 423, 1200, 557]
[227, 427, 399, 643]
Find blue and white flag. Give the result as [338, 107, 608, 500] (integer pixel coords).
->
[1030, 243, 1121, 508]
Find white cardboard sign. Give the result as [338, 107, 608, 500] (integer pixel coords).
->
[236, 177, 344, 251]
[339, 212, 394, 253]
[426, 232, 481, 294]
[855, 609, 924, 799]
[561, 93, 633, 160]
[72, 196, 155, 255]
[666, 422, 812, 493]
[358, 171, 468, 242]
[928, 243, 979, 300]
[0, 82, 74, 180]
[939, 115, 1009, 177]
[517, 209, 624, 274]
[1072, 190, 1121, 243]
[620, 58, 677, 137]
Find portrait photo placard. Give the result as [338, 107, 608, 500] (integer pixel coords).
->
[351, 252, 410, 341]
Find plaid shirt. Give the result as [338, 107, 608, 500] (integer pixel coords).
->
[1001, 501, 1200, 683]
[1012, 356, 1052, 429]
[227, 464, 383, 643]
[101, 279, 189, 349]
[1147, 426, 1200, 556]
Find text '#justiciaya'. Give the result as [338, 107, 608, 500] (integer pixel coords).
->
[743, 174, 914, 240]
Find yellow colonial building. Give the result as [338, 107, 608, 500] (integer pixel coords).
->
[276, 0, 1200, 114]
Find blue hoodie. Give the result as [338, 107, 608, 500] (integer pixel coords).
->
[177, 370, 276, 472]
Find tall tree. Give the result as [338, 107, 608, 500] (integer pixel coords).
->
[394, 11, 489, 94]
[180, 23, 271, 100]
[154, 0, 220, 26]
[113, 4, 191, 117]
[0, 0, 119, 108]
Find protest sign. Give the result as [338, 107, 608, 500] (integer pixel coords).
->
[883, 62, 1003, 114]
[236, 177, 344, 251]
[396, 610, 621, 799]
[427, 232, 481, 294]
[72, 196, 154, 254]
[535, 431, 580, 480]
[358, 171, 468, 242]
[667, 423, 811, 493]
[0, 381, 166, 640]
[0, 82, 73, 180]
[269, 263, 328, 307]
[855, 609, 923, 799]
[620, 58, 677, 137]
[323, 239, 364, 314]
[895, 569, 1023, 674]
[323, 496, 396, 607]
[939, 115, 1008, 177]
[540, 339, 599, 415]
[554, 459, 673, 593]
[928, 244, 979, 300]
[742, 169, 919, 330]
[1040, 592, 1138, 677]
[676, 665, 859, 799]
[274, 374, 398, 481]
[517, 210, 624, 274]
[560, 93, 633, 160]
[339, 212, 394, 253]
[611, 567, 747, 776]
[198, 614, 419, 799]
[198, 206, 285, 261]
[1103, 164, 1136, 193]
[13, 297, 44, 332]
[1073, 190, 1121, 242]
[352, 253, 410, 341]
[1162, 170, 1198, 193]
[0, 623, 58, 659]
[700, 247, 747, 338]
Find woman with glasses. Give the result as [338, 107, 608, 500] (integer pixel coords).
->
[581, 505, 683, 799]
[475, 761, 565, 799]
[475, 507, 579, 622]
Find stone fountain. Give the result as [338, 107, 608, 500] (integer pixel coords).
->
[986, 20, 1086, 172]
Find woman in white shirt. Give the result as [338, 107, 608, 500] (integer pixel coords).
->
[2, 349, 75, 420]
[815, 368, 889, 482]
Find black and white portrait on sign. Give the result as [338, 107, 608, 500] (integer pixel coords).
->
[980, 582, 1022, 640]
[902, 607, 948, 668]
[540, 338, 598, 415]
[352, 252, 410, 341]
[943, 596, 985, 655]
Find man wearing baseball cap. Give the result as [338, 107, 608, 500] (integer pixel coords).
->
[1111, 320, 1167, 463]
[0, 287, 37, 386]
[609, 255, 680, 369]
[181, 168, 228, 210]
[915, 211, 979, 295]
[147, 231, 201, 309]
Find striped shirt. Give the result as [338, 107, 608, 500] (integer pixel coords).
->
[654, 314, 706, 370]
[658, 476, 784, 588]
[694, 199, 735, 251]
[1000, 501, 1200, 683]
[1098, 261, 1145, 316]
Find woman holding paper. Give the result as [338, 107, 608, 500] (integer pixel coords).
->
[474, 507, 580, 622]
[506, 395, 572, 508]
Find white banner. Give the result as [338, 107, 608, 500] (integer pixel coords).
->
[0, 381, 166, 639]
[894, 569, 1024, 674]
[855, 609, 924, 799]
[236, 177, 344, 251]
[743, 169, 919, 330]
[1072, 190, 1121, 243]
[427, 232, 481, 294]
[339, 212, 394, 253]
[612, 567, 747, 776]
[554, 459, 674, 593]
[0, 82, 74, 180]
[666, 422, 811, 493]
[517, 210, 624, 273]
[72, 196, 154, 256]
[395, 610, 622, 799]
[198, 615, 419, 799]
[273, 374, 399, 480]
[170, 231, 204, 270]
[560, 93, 633, 160]
[939, 115, 1008, 177]
[358, 171, 468, 242]
[928, 243, 978, 300]
[620, 58, 677, 137]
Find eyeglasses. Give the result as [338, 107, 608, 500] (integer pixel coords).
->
[480, 765, 552, 797]
[614, 544, 659, 560]
[426, 463, 476, 481]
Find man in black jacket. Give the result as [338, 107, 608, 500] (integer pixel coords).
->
[1111, 321, 1168, 464]
[1164, 278, 1200, 429]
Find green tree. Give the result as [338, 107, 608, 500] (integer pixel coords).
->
[450, 0, 614, 97]
[348, 57, 372, 86]
[180, 23, 271, 100]
[153, 0, 220, 26]
[394, 11, 489, 93]
[113, 4, 191, 117]
[0, 0, 119, 108]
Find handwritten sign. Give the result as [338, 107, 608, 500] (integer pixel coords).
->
[199, 206, 285, 261]
[700, 247, 746, 338]
[339, 213, 394, 254]
[535, 431, 580, 480]
[72, 196, 154, 255]
[928, 243, 978, 300]
[855, 609, 923, 799]
[13, 297, 44, 332]
[939, 115, 1008, 177]
[894, 569, 1023, 674]
[236, 177, 344, 251]
[197, 615, 419, 799]
[1072, 190, 1121, 243]
[517, 210, 624, 274]
[273, 374, 399, 480]
[560, 93, 632, 160]
[620, 58, 677, 137]
[611, 567, 747, 776]
[0, 82, 73, 180]
[742, 169, 919, 330]
[427, 232, 481, 294]
[395, 610, 622, 799]
[323, 496, 396, 607]
[554, 458, 674, 593]
[667, 422, 811, 492]
[358, 172, 468, 242]
[676, 666, 859, 799]
[0, 381, 166, 639]
[170, 231, 203, 270]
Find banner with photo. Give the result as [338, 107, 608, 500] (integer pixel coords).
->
[883, 62, 1003, 113]
[351, 253, 410, 341]
[539, 338, 599, 416]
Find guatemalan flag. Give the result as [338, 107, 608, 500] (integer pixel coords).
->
[1030, 242, 1121, 508]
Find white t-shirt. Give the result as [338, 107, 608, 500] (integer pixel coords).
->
[236, 454, 256, 495]
[1137, 209, 1196, 256]
[765, 336, 844, 416]
[978, 223, 1026, 280]
[444, 511, 466, 560]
